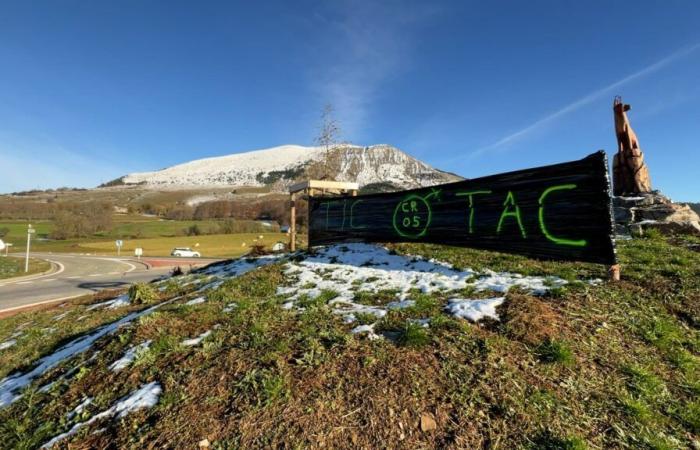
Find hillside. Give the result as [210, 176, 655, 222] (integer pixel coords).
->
[111, 144, 461, 191]
[690, 203, 700, 216]
[0, 235, 698, 448]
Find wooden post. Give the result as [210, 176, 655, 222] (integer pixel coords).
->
[290, 193, 296, 251]
[608, 264, 620, 281]
[306, 188, 313, 251]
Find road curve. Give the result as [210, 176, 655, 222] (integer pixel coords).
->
[0, 253, 174, 312]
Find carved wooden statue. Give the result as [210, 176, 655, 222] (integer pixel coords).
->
[612, 96, 651, 195]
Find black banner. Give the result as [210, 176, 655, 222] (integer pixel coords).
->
[308, 151, 616, 265]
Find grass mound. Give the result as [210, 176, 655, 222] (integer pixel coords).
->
[0, 234, 698, 448]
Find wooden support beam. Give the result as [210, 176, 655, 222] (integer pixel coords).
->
[290, 193, 296, 252]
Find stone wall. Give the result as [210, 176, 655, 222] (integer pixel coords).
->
[613, 191, 700, 237]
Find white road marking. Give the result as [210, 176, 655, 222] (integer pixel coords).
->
[16, 281, 32, 285]
[41, 279, 55, 282]
[96, 258, 137, 273]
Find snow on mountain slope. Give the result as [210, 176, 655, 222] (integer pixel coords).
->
[117, 144, 460, 190]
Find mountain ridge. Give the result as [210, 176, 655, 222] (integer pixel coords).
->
[105, 144, 462, 191]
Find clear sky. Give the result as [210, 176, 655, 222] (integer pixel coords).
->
[1, 1, 699, 200]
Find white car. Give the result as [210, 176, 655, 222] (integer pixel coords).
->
[171, 247, 201, 258]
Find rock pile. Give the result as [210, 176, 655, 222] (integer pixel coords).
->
[613, 191, 700, 237]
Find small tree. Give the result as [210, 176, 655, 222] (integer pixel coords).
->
[314, 104, 341, 179]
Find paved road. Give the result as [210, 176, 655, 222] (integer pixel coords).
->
[0, 254, 175, 312]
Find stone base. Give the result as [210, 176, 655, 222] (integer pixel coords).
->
[613, 191, 700, 237]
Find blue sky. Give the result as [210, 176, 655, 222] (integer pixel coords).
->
[1, 1, 699, 200]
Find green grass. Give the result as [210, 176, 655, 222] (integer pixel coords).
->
[535, 339, 574, 365]
[0, 235, 698, 448]
[0, 256, 51, 280]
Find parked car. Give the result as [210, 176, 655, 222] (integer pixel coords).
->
[171, 247, 201, 258]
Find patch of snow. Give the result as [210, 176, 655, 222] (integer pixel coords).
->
[351, 324, 382, 340]
[181, 330, 212, 347]
[410, 318, 431, 328]
[66, 397, 92, 420]
[222, 303, 237, 312]
[0, 297, 178, 408]
[38, 352, 101, 394]
[41, 382, 162, 449]
[109, 341, 152, 372]
[387, 299, 415, 310]
[198, 254, 281, 277]
[445, 297, 505, 322]
[85, 295, 130, 311]
[185, 296, 206, 306]
[0, 340, 17, 351]
[277, 244, 565, 325]
[53, 312, 69, 321]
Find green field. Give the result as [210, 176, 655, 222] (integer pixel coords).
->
[80, 233, 287, 258]
[0, 256, 51, 280]
[0, 217, 284, 257]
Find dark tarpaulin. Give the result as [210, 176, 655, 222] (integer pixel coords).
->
[308, 151, 617, 265]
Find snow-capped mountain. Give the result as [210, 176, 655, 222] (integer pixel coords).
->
[111, 144, 461, 191]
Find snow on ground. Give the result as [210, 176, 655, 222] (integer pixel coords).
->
[445, 297, 506, 322]
[351, 324, 382, 340]
[85, 295, 130, 311]
[198, 254, 281, 278]
[223, 303, 237, 312]
[38, 352, 101, 394]
[0, 298, 177, 408]
[66, 397, 92, 420]
[0, 339, 17, 351]
[181, 330, 212, 347]
[122, 144, 327, 187]
[41, 382, 162, 449]
[0, 252, 279, 409]
[109, 341, 152, 372]
[276, 244, 566, 330]
[185, 296, 206, 306]
[52, 312, 69, 321]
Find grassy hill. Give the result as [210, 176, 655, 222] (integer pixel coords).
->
[0, 234, 698, 449]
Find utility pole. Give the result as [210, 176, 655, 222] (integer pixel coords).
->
[25, 224, 34, 272]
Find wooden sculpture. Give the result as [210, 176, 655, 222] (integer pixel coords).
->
[612, 96, 651, 195]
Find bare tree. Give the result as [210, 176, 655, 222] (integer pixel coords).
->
[314, 104, 341, 179]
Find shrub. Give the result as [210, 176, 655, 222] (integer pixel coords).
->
[184, 224, 201, 236]
[128, 282, 158, 305]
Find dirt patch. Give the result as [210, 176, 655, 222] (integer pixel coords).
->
[497, 294, 565, 345]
